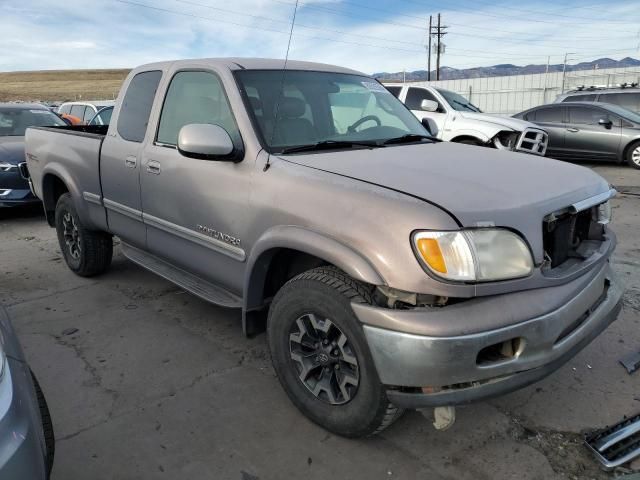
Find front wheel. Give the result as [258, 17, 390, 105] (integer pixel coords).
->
[54, 193, 113, 277]
[267, 266, 403, 437]
[626, 141, 640, 170]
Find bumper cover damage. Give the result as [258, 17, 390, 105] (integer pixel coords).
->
[354, 262, 623, 408]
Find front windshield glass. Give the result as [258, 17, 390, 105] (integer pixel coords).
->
[0, 107, 66, 136]
[602, 103, 640, 124]
[436, 88, 482, 113]
[235, 70, 428, 153]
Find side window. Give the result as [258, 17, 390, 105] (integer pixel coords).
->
[533, 107, 563, 123]
[70, 105, 85, 119]
[385, 86, 402, 98]
[563, 94, 597, 103]
[599, 93, 640, 112]
[156, 71, 240, 147]
[569, 106, 602, 125]
[405, 88, 442, 111]
[83, 107, 96, 123]
[117, 70, 162, 143]
[59, 104, 71, 115]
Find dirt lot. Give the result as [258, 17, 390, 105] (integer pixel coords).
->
[0, 69, 129, 102]
[1, 163, 639, 480]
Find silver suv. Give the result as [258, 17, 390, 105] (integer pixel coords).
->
[556, 86, 640, 113]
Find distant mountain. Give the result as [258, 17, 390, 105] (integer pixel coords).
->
[374, 57, 640, 82]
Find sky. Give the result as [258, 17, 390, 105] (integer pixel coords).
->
[1, 0, 639, 74]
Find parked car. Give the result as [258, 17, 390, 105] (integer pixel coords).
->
[556, 86, 640, 113]
[57, 101, 115, 125]
[0, 306, 54, 479]
[88, 106, 114, 126]
[25, 58, 622, 437]
[0, 103, 67, 207]
[59, 113, 82, 126]
[385, 83, 548, 156]
[514, 101, 640, 169]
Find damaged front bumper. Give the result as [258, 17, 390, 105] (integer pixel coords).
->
[353, 262, 623, 408]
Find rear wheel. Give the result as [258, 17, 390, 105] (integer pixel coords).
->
[54, 193, 113, 276]
[626, 141, 640, 170]
[267, 266, 403, 437]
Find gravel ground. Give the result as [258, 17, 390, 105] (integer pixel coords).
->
[1, 162, 639, 480]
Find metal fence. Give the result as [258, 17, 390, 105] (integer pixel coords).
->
[386, 66, 640, 115]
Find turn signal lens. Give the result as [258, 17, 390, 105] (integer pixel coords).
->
[416, 237, 446, 273]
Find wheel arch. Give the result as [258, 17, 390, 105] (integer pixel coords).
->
[622, 137, 640, 164]
[242, 226, 385, 336]
[42, 170, 72, 226]
[450, 133, 490, 145]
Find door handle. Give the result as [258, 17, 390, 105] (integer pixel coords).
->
[125, 156, 137, 168]
[566, 128, 580, 133]
[147, 161, 161, 175]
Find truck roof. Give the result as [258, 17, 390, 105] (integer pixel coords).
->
[132, 57, 366, 76]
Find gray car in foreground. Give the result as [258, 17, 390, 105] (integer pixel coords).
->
[514, 101, 640, 169]
[25, 58, 623, 437]
[0, 306, 54, 478]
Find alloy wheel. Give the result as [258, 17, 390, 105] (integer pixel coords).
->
[289, 313, 360, 405]
[632, 146, 640, 167]
[62, 212, 81, 259]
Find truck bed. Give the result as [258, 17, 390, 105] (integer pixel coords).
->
[25, 124, 109, 231]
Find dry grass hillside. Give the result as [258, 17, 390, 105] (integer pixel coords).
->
[0, 69, 130, 102]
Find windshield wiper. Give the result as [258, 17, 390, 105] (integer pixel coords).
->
[280, 140, 384, 154]
[382, 134, 435, 145]
[451, 99, 480, 112]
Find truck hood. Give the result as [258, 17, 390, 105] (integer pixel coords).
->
[0, 137, 26, 165]
[456, 112, 537, 132]
[280, 142, 610, 262]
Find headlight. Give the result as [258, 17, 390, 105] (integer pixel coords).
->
[0, 163, 17, 172]
[413, 229, 534, 282]
[594, 200, 612, 225]
[493, 131, 519, 151]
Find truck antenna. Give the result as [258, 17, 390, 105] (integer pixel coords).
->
[264, 0, 300, 172]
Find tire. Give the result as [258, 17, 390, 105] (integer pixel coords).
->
[453, 137, 484, 146]
[267, 266, 403, 437]
[54, 193, 112, 277]
[31, 371, 54, 478]
[626, 141, 640, 170]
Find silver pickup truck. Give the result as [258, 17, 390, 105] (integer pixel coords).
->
[25, 58, 623, 437]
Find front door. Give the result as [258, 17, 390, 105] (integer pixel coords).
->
[139, 69, 251, 294]
[404, 87, 448, 138]
[100, 70, 163, 247]
[564, 106, 621, 162]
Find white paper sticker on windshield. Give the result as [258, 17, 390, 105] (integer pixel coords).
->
[361, 81, 388, 93]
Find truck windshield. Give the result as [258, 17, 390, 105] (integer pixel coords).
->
[435, 88, 482, 113]
[0, 108, 66, 136]
[235, 70, 428, 153]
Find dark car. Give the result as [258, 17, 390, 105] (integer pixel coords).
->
[0, 306, 54, 479]
[0, 103, 66, 207]
[88, 105, 113, 126]
[555, 87, 640, 113]
[514, 102, 640, 169]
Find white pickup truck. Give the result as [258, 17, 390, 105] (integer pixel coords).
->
[385, 84, 548, 156]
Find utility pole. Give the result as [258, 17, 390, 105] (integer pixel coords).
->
[430, 13, 448, 81]
[561, 52, 576, 94]
[427, 15, 432, 81]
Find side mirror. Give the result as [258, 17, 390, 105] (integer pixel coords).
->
[421, 117, 439, 137]
[598, 118, 613, 129]
[420, 99, 439, 112]
[178, 124, 235, 159]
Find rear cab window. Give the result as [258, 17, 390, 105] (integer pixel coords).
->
[117, 70, 163, 143]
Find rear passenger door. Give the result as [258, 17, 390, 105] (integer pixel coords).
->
[526, 106, 566, 158]
[100, 70, 163, 247]
[139, 69, 250, 294]
[564, 106, 621, 162]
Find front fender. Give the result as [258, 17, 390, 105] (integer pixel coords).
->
[243, 225, 385, 313]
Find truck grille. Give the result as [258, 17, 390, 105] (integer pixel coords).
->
[516, 128, 548, 156]
[585, 413, 640, 469]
